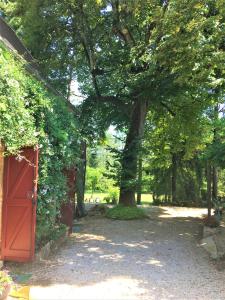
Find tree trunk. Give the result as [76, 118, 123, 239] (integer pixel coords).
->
[137, 156, 143, 205]
[165, 194, 168, 202]
[212, 166, 218, 201]
[171, 153, 178, 203]
[206, 161, 212, 217]
[75, 141, 87, 217]
[119, 100, 147, 206]
[212, 104, 219, 202]
[195, 158, 203, 206]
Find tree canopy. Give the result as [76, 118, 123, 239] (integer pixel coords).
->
[2, 0, 225, 206]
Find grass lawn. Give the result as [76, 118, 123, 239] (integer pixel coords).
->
[84, 192, 153, 205]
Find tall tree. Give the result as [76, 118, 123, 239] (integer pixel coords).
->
[3, 0, 224, 206]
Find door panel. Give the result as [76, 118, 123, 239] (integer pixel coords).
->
[1, 147, 38, 262]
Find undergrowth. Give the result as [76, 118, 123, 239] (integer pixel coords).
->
[106, 205, 147, 220]
[36, 223, 68, 250]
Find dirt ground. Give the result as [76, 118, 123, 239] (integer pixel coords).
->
[9, 206, 225, 300]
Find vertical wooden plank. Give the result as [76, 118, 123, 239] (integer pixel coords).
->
[61, 168, 76, 234]
[0, 143, 4, 248]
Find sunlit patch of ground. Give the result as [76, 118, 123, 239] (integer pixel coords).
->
[30, 277, 147, 300]
[8, 206, 225, 300]
[156, 206, 207, 218]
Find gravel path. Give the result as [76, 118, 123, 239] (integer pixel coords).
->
[27, 206, 225, 299]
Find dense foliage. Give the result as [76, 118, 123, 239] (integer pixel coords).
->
[3, 0, 225, 206]
[2, 0, 225, 211]
[85, 133, 122, 195]
[0, 43, 79, 244]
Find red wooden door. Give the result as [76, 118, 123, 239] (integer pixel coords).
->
[1, 147, 39, 262]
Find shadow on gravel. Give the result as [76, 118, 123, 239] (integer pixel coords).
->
[7, 206, 222, 300]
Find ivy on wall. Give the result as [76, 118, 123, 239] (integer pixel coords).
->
[0, 43, 79, 245]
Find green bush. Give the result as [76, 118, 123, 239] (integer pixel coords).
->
[108, 187, 119, 204]
[36, 223, 68, 249]
[103, 196, 111, 204]
[106, 205, 147, 220]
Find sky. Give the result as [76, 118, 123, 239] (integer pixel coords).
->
[69, 80, 84, 106]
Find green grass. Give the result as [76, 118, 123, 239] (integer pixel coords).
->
[84, 192, 153, 205]
[106, 205, 148, 220]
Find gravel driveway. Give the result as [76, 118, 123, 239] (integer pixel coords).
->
[27, 206, 225, 299]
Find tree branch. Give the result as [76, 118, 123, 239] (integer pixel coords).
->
[111, 0, 135, 46]
[160, 101, 176, 116]
[74, 1, 101, 97]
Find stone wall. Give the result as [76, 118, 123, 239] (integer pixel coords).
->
[201, 223, 225, 259]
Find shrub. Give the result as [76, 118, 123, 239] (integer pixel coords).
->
[36, 223, 68, 249]
[106, 205, 147, 220]
[153, 198, 162, 206]
[103, 196, 111, 204]
[108, 187, 119, 204]
[89, 204, 109, 215]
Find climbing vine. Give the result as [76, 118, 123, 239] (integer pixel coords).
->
[0, 43, 79, 245]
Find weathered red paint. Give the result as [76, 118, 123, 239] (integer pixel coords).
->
[1, 147, 39, 262]
[60, 168, 76, 233]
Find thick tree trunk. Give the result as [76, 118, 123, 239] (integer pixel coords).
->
[206, 161, 212, 217]
[75, 141, 87, 217]
[137, 156, 143, 205]
[171, 153, 178, 203]
[119, 100, 147, 206]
